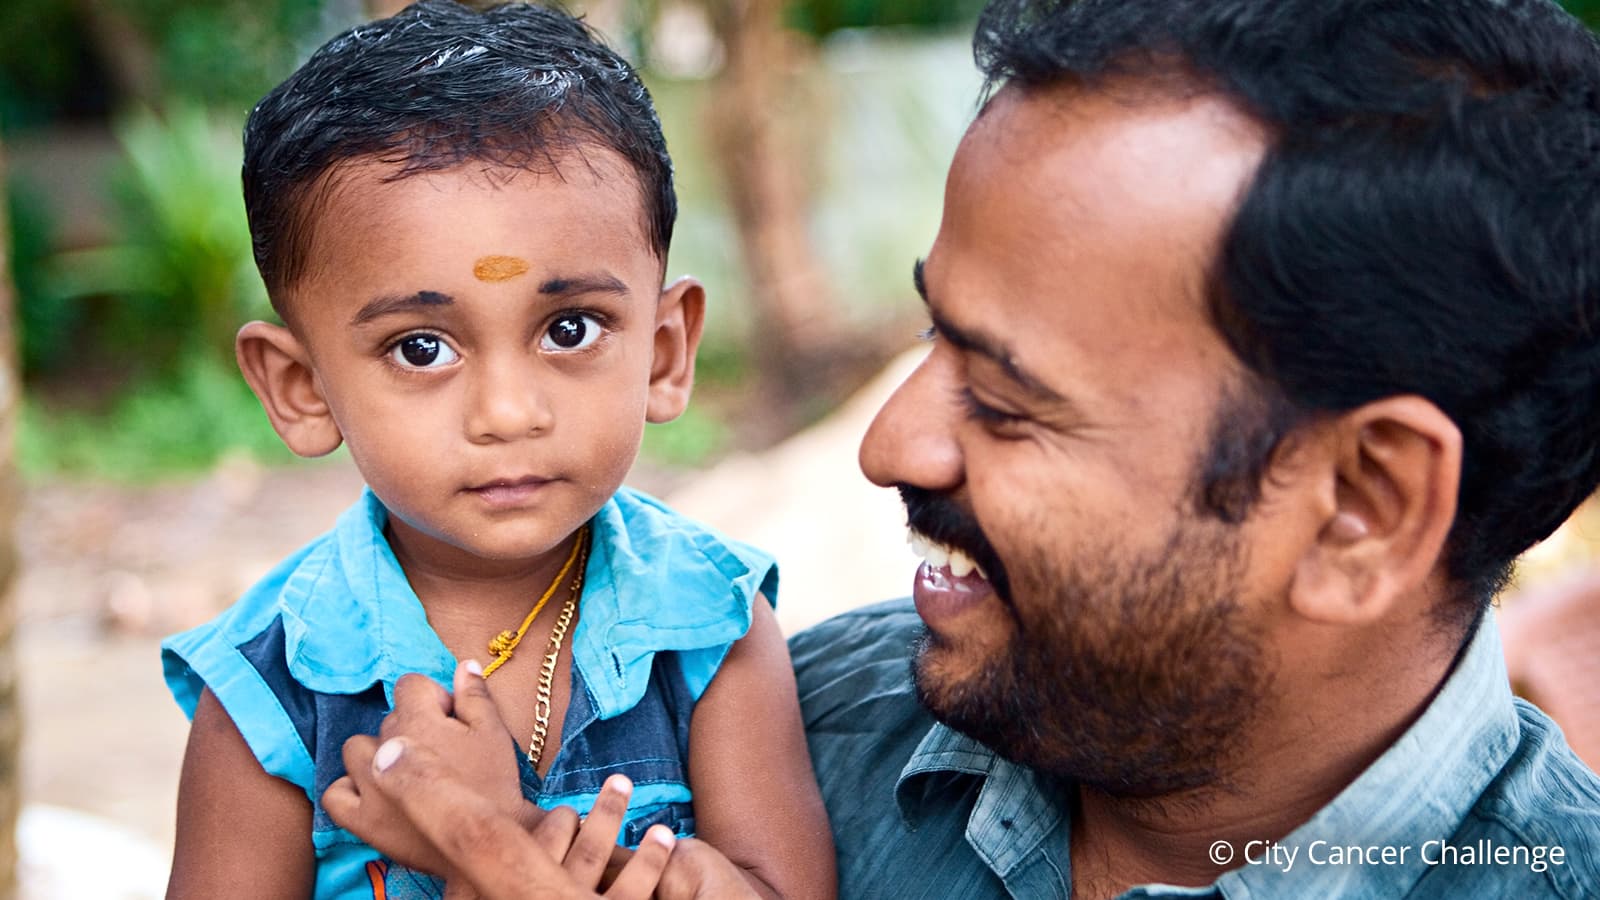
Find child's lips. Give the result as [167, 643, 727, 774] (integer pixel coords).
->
[466, 475, 556, 507]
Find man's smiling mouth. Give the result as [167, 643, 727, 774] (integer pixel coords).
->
[908, 527, 989, 583]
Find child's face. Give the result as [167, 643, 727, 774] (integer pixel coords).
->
[252, 153, 698, 570]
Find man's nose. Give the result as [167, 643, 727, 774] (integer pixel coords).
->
[465, 355, 555, 442]
[859, 348, 964, 492]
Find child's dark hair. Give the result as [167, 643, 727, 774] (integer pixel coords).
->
[242, 0, 675, 312]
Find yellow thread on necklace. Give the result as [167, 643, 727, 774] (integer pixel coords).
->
[481, 528, 587, 678]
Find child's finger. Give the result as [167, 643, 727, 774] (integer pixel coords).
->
[321, 773, 361, 828]
[450, 659, 507, 731]
[563, 774, 632, 887]
[337, 733, 381, 797]
[602, 826, 674, 900]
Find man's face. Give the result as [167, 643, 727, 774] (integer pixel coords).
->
[860, 84, 1295, 795]
[285, 153, 667, 574]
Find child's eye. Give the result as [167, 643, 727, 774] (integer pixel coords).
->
[541, 313, 604, 352]
[389, 333, 460, 369]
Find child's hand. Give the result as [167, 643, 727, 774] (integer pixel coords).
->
[655, 838, 767, 900]
[355, 732, 677, 899]
[324, 660, 525, 875]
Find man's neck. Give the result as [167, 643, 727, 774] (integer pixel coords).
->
[1066, 624, 1464, 899]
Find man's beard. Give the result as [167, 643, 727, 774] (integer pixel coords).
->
[906, 489, 1270, 799]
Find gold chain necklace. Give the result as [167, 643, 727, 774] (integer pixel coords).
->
[481, 528, 587, 678]
[526, 529, 587, 768]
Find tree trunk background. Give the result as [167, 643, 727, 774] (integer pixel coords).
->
[703, 0, 841, 395]
[0, 135, 25, 900]
[71, 0, 163, 110]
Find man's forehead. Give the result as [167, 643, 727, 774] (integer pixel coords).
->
[939, 81, 1266, 306]
[925, 80, 1268, 397]
[958, 80, 1267, 200]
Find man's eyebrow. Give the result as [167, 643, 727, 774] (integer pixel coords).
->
[538, 272, 630, 298]
[912, 258, 1064, 404]
[350, 290, 453, 326]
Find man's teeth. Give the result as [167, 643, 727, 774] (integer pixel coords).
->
[907, 529, 987, 580]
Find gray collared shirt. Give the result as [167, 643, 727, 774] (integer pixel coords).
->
[792, 599, 1600, 899]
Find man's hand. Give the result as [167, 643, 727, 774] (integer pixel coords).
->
[325, 660, 761, 899]
[353, 732, 677, 899]
[324, 660, 526, 874]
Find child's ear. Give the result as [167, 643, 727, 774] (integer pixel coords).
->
[646, 276, 706, 424]
[1288, 395, 1461, 625]
[235, 321, 344, 457]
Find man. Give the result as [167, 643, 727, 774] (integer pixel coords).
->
[333, 0, 1600, 896]
[792, 0, 1600, 896]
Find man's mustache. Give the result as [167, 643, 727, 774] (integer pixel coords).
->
[899, 485, 1011, 602]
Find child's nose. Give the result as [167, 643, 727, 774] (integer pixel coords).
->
[464, 357, 555, 442]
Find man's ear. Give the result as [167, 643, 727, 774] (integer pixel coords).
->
[235, 321, 344, 457]
[646, 276, 706, 424]
[1289, 396, 1460, 625]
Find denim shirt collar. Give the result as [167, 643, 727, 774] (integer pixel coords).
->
[893, 616, 1519, 899]
[279, 490, 452, 703]
[897, 724, 1070, 884]
[279, 487, 769, 716]
[1210, 614, 1518, 899]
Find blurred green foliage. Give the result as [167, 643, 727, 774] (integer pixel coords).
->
[1566, 0, 1600, 28]
[127, 0, 335, 108]
[0, 0, 111, 129]
[4, 181, 77, 377]
[642, 405, 731, 466]
[14, 103, 281, 482]
[789, 0, 984, 36]
[18, 355, 296, 481]
[49, 103, 269, 371]
[0, 0, 342, 131]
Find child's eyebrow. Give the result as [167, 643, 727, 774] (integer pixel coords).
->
[538, 273, 630, 298]
[350, 290, 453, 326]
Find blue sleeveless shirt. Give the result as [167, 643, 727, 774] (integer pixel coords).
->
[162, 486, 778, 899]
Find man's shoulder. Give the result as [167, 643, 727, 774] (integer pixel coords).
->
[1454, 699, 1600, 896]
[789, 599, 930, 733]
[789, 599, 923, 690]
[789, 599, 943, 867]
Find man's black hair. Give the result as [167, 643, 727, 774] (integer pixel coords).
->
[974, 0, 1600, 625]
[243, 0, 675, 309]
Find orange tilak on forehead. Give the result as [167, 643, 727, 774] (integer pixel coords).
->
[473, 255, 530, 282]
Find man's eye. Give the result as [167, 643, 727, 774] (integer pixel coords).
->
[541, 313, 604, 352]
[959, 388, 1024, 427]
[389, 333, 459, 369]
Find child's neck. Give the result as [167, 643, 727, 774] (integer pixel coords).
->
[384, 520, 585, 632]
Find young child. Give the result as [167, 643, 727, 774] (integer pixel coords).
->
[160, 3, 834, 898]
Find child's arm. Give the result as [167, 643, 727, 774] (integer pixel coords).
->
[167, 688, 316, 899]
[686, 595, 837, 900]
